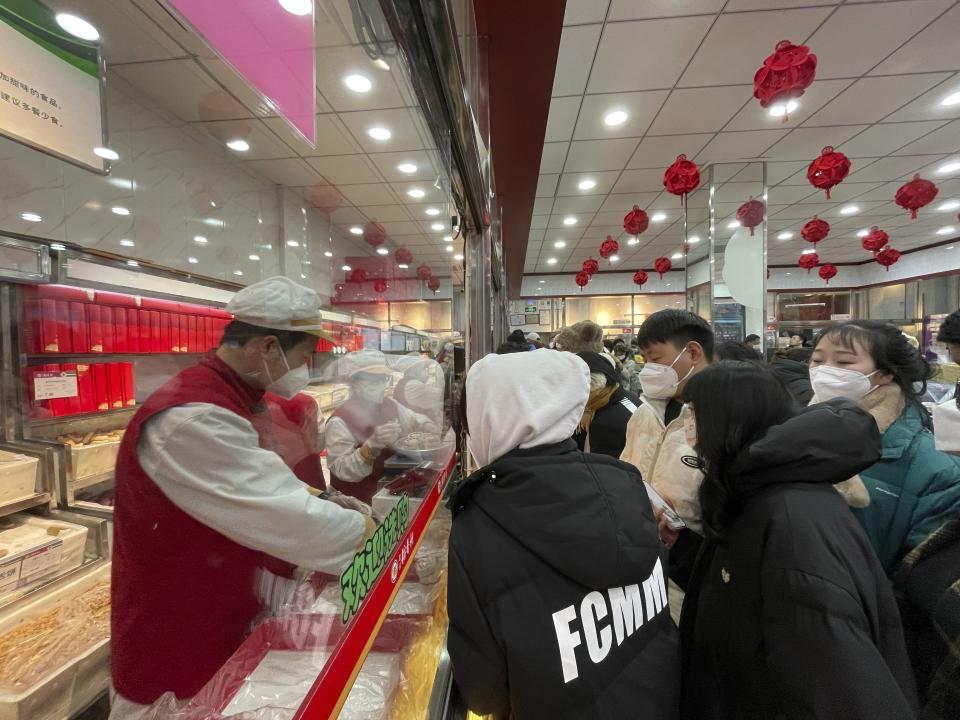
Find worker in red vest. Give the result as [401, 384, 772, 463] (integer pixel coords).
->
[326, 350, 438, 503]
[110, 277, 375, 719]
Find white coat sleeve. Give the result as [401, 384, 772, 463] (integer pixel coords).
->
[138, 403, 366, 574]
[325, 415, 374, 483]
[402, 379, 444, 416]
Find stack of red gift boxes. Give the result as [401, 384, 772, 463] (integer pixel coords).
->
[22, 284, 233, 418]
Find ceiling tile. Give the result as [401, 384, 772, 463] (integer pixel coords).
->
[573, 90, 670, 140]
[564, 0, 611, 24]
[765, 125, 868, 161]
[366, 150, 438, 183]
[725, 79, 854, 131]
[194, 119, 294, 160]
[599, 192, 661, 213]
[548, 213, 595, 229]
[871, 3, 960, 76]
[724, 0, 839, 8]
[244, 159, 323, 187]
[533, 197, 554, 215]
[892, 120, 960, 156]
[768, 185, 817, 205]
[545, 96, 581, 143]
[355, 205, 413, 222]
[697, 129, 790, 163]
[608, 0, 724, 20]
[338, 109, 427, 153]
[612, 168, 669, 194]
[540, 143, 570, 174]
[538, 174, 560, 198]
[767, 161, 810, 185]
[587, 17, 714, 93]
[797, 181, 885, 204]
[305, 155, 382, 185]
[885, 74, 960, 123]
[849, 154, 941, 183]
[57, 0, 183, 65]
[679, 7, 832, 87]
[338, 183, 400, 206]
[648, 86, 752, 135]
[627, 134, 713, 169]
[804, 74, 951, 126]
[565, 138, 639, 171]
[838, 121, 949, 158]
[552, 195, 606, 214]
[390, 181, 446, 205]
[553, 25, 604, 97]
[556, 170, 622, 195]
[315, 46, 409, 112]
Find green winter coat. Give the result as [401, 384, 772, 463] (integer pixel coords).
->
[852, 386, 960, 573]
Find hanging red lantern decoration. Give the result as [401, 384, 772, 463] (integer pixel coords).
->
[427, 276, 441, 293]
[416, 264, 432, 280]
[875, 247, 901, 271]
[632, 270, 648, 288]
[806, 147, 851, 200]
[599, 236, 619, 262]
[895, 174, 939, 220]
[575, 271, 590, 291]
[753, 40, 817, 122]
[362, 220, 386, 247]
[861, 226, 889, 254]
[736, 197, 765, 236]
[582, 257, 600, 276]
[801, 215, 830, 247]
[623, 205, 649, 236]
[798, 252, 819, 273]
[373, 278, 388, 295]
[395, 247, 413, 265]
[663, 154, 701, 206]
[654, 257, 672, 278]
[349, 268, 367, 284]
[819, 263, 838, 285]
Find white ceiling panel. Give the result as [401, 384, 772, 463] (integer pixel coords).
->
[892, 120, 960, 156]
[263, 114, 361, 158]
[556, 171, 623, 196]
[697, 129, 791, 163]
[366, 150, 438, 183]
[627, 134, 713, 170]
[599, 192, 661, 213]
[338, 183, 400, 206]
[648, 86, 752, 135]
[315, 47, 409, 113]
[533, 197, 555, 215]
[244, 159, 322, 187]
[540, 143, 570, 174]
[607, 0, 725, 21]
[564, 138, 641, 172]
[870, 3, 960, 76]
[552, 195, 607, 214]
[837, 121, 948, 159]
[356, 205, 413, 222]
[764, 125, 868, 162]
[305, 155, 382, 185]
[804, 74, 951, 127]
[724, 79, 853, 132]
[537, 174, 561, 198]
[885, 74, 960, 123]
[338, 109, 427, 154]
[545, 96, 582, 142]
[849, 155, 945, 183]
[195, 119, 293, 160]
[553, 24, 604, 97]
[612, 168, 670, 194]
[564, 0, 611, 25]
[573, 90, 670, 140]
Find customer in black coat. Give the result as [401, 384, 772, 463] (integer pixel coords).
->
[573, 351, 641, 458]
[448, 349, 680, 720]
[678, 361, 918, 719]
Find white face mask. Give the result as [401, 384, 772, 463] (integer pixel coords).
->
[264, 350, 310, 400]
[809, 365, 879, 402]
[639, 347, 693, 400]
[354, 379, 387, 405]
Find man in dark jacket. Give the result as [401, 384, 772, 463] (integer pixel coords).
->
[574, 351, 641, 458]
[448, 349, 680, 720]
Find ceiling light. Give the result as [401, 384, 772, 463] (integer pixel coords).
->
[20, 212, 41, 222]
[627, 238, 639, 245]
[111, 206, 131, 216]
[279, 0, 312, 16]
[949, 246, 956, 250]
[50, 243, 65, 251]
[431, 222, 444, 231]
[425, 208, 441, 216]
[857, 229, 870, 237]
[554, 240, 566, 248]
[443, 235, 453, 242]
[407, 188, 425, 198]
[454, 254, 464, 261]
[777, 231, 793, 240]
[108, 177, 133, 189]
[603, 110, 628, 127]
[367, 127, 392, 141]
[342, 265, 352, 271]
[651, 212, 667, 222]
[324, 251, 333, 257]
[397, 162, 418, 174]
[188, 257, 198, 263]
[126, 259, 139, 267]
[94, 147, 119, 161]
[203, 218, 224, 228]
[547, 257, 558, 265]
[376, 247, 389, 255]
[562, 216, 576, 226]
[839, 204, 859, 215]
[301, 273, 307, 279]
[942, 90, 960, 107]
[937, 226, 956, 235]
[374, 58, 390, 71]
[120, 239, 135, 247]
[938, 160, 960, 175]
[349, 226, 363, 235]
[768, 100, 799, 118]
[802, 249, 816, 255]
[226, 139, 250, 152]
[688, 235, 700, 244]
[211, 201, 217, 208]
[785, 272, 791, 276]
[287, 240, 300, 247]
[609, 255, 619, 262]
[671, 252, 683, 260]
[727, 220, 741, 229]
[233, 270, 244, 276]
[55, 13, 99, 41]
[398, 263, 409, 269]
[194, 235, 208, 244]
[578, 179, 596, 191]
[343, 74, 372, 93]
[248, 254, 260, 261]
[445, 245, 453, 252]
[939, 200, 960, 212]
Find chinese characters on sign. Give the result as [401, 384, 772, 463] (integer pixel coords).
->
[0, 71, 61, 125]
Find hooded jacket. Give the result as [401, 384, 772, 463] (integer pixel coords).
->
[770, 355, 814, 406]
[681, 400, 918, 720]
[450, 350, 680, 719]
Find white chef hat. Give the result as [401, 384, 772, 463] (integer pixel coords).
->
[525, 332, 541, 342]
[340, 349, 393, 378]
[226, 276, 329, 337]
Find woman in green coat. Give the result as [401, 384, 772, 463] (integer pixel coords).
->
[810, 321, 960, 573]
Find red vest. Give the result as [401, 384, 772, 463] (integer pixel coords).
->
[329, 397, 399, 503]
[111, 353, 296, 703]
[253, 393, 325, 490]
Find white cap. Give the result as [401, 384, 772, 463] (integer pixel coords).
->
[525, 332, 541, 341]
[340, 350, 393, 378]
[226, 276, 331, 338]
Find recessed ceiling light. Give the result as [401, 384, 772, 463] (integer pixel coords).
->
[445, 245, 453, 252]
[942, 90, 960, 107]
[287, 240, 300, 247]
[342, 265, 352, 271]
[609, 255, 619, 262]
[651, 212, 667, 222]
[728, 220, 741, 229]
[839, 204, 859, 215]
[376, 247, 389, 255]
[562, 216, 576, 226]
[948, 246, 956, 250]
[443, 235, 453, 243]
[769, 100, 799, 118]
[603, 110, 628, 127]
[801, 249, 816, 255]
[937, 226, 956, 235]
[857, 229, 870, 237]
[938, 160, 960, 175]
[188, 257, 198, 263]
[50, 243, 66, 251]
[111, 206, 131, 216]
[688, 235, 700, 244]
[454, 254, 464, 261]
[20, 212, 41, 222]
[349, 226, 363, 235]
[194, 235, 208, 244]
[279, 0, 312, 14]
[126, 259, 139, 267]
[248, 254, 260, 261]
[324, 251, 333, 258]
[367, 127, 392, 141]
[397, 162, 418, 174]
[425, 208, 441, 216]
[233, 270, 244, 276]
[407, 188, 425, 198]
[120, 239, 135, 247]
[671, 252, 683, 259]
[94, 147, 119, 161]
[539, 280, 545, 284]
[374, 58, 390, 71]
[301, 273, 307, 279]
[939, 200, 960, 211]
[777, 231, 793, 240]
[554, 240, 566, 248]
[226, 139, 250, 152]
[398, 263, 409, 269]
[343, 74, 372, 93]
[431, 222, 445, 231]
[785, 272, 791, 276]
[578, 179, 596, 191]
[55, 13, 99, 41]
[627, 238, 639, 245]
[547, 257, 558, 265]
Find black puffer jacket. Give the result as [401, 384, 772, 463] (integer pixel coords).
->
[681, 400, 918, 719]
[448, 440, 680, 720]
[770, 356, 814, 405]
[574, 386, 642, 458]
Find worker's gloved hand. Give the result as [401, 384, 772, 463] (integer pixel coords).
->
[324, 491, 371, 515]
[366, 420, 401, 451]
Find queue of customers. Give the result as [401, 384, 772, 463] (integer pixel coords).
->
[448, 309, 960, 719]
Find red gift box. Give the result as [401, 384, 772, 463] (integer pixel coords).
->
[69, 302, 88, 356]
[101, 306, 115, 354]
[55, 301, 72, 354]
[87, 305, 104, 354]
[121, 363, 136, 407]
[149, 311, 162, 353]
[126, 309, 140, 353]
[76, 363, 96, 413]
[159, 313, 172, 353]
[187, 316, 198, 354]
[107, 363, 124, 410]
[91, 364, 110, 412]
[27, 298, 59, 353]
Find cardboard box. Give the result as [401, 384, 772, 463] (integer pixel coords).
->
[91, 364, 109, 412]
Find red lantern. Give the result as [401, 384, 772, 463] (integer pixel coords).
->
[362, 220, 386, 247]
[395, 247, 413, 265]
[798, 252, 819, 273]
[801, 215, 830, 247]
[633, 270, 648, 288]
[373, 278, 388, 295]
[623, 205, 649, 236]
[663, 154, 701, 206]
[427, 276, 441, 293]
[599, 236, 619, 261]
[582, 257, 600, 276]
[349, 268, 367, 284]
[862, 226, 889, 254]
[753, 40, 817, 122]
[654, 257, 672, 278]
[575, 271, 590, 291]
[807, 147, 851, 200]
[819, 263, 838, 285]
[875, 247, 901, 271]
[736, 197, 765, 236]
[895, 174, 939, 220]
[416, 264, 432, 280]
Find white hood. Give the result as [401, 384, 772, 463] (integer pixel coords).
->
[466, 349, 590, 467]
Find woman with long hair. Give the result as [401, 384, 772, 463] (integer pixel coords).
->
[680, 361, 917, 719]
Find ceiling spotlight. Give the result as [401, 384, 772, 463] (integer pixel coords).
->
[55, 13, 99, 41]
[425, 208, 441, 216]
[94, 147, 119, 161]
[651, 212, 667, 222]
[301, 273, 307, 279]
[937, 226, 956, 235]
[226, 139, 250, 152]
[324, 251, 333, 257]
[554, 240, 566, 248]
[111, 206, 131, 216]
[120, 239, 135, 247]
[769, 100, 799, 118]
[445, 245, 453, 252]
[562, 216, 577, 226]
[603, 110, 628, 127]
[188, 256, 198, 263]
[349, 226, 363, 235]
[801, 248, 816, 255]
[367, 127, 392, 141]
[938, 160, 960, 175]
[443, 235, 453, 242]
[279, 0, 313, 15]
[609, 255, 619, 262]
[20, 212, 41, 222]
[407, 188, 425, 198]
[398, 263, 409, 268]
[671, 252, 683, 259]
[376, 247, 389, 255]
[839, 204, 859, 215]
[688, 235, 700, 244]
[454, 254, 464, 261]
[248, 254, 260, 261]
[777, 231, 793, 240]
[287, 239, 300, 247]
[342, 265, 352, 271]
[233, 270, 244, 276]
[50, 243, 66, 251]
[728, 220, 741, 229]
[538, 280, 545, 284]
[578, 178, 596, 191]
[938, 200, 960, 211]
[949, 246, 956, 250]
[942, 90, 960, 107]
[627, 238, 639, 245]
[397, 162, 418, 174]
[431, 222, 445, 231]
[343, 74, 372, 93]
[374, 58, 390, 71]
[547, 257, 558, 265]
[857, 229, 870, 237]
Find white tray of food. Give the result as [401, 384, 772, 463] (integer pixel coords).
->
[59, 431, 124, 484]
[0, 515, 88, 605]
[0, 453, 38, 506]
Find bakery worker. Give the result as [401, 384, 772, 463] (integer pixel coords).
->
[326, 350, 437, 504]
[393, 354, 445, 426]
[110, 276, 375, 718]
